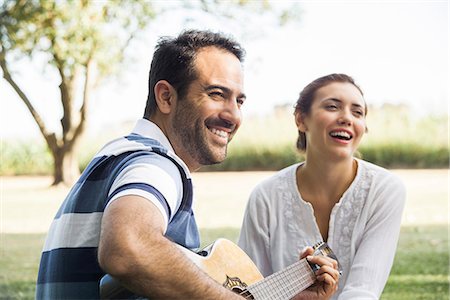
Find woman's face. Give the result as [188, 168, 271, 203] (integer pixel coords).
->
[296, 82, 367, 161]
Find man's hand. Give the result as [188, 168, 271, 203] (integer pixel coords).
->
[98, 196, 243, 299]
[292, 246, 340, 300]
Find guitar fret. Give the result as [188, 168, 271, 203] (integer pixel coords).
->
[247, 259, 316, 300]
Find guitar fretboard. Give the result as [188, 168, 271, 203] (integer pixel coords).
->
[246, 258, 316, 300]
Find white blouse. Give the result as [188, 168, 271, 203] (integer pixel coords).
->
[238, 159, 405, 299]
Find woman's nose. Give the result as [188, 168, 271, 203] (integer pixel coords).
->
[337, 111, 352, 126]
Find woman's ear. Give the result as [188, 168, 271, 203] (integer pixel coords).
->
[154, 80, 177, 114]
[295, 111, 308, 132]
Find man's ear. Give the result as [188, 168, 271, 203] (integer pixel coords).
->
[295, 111, 308, 132]
[154, 80, 177, 114]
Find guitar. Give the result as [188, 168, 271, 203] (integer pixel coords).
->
[100, 238, 341, 299]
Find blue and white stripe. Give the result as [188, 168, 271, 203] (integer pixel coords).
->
[36, 133, 199, 299]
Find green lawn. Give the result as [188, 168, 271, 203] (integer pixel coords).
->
[0, 225, 448, 299]
[0, 234, 46, 299]
[381, 226, 449, 300]
[1, 171, 448, 298]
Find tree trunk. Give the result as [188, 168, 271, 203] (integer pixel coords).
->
[52, 146, 80, 186]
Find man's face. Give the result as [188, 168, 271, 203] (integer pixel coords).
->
[170, 46, 245, 170]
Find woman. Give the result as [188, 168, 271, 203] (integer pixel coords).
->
[238, 74, 405, 299]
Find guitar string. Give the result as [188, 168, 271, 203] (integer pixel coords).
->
[261, 260, 310, 297]
[247, 264, 302, 299]
[239, 259, 316, 299]
[262, 243, 334, 299]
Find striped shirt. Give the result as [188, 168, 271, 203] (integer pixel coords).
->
[36, 119, 199, 299]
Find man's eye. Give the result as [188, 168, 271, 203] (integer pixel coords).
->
[237, 98, 245, 106]
[209, 91, 224, 98]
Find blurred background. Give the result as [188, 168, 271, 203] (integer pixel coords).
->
[0, 0, 448, 299]
[1, 0, 448, 180]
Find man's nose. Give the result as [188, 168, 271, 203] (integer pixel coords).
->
[219, 98, 241, 127]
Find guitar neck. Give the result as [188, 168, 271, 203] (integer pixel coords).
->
[246, 258, 315, 300]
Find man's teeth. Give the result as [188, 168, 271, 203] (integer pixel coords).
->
[210, 128, 228, 138]
[330, 131, 351, 140]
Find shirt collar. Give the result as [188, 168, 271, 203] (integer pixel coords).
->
[131, 118, 175, 153]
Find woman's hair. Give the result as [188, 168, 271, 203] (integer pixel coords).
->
[294, 73, 367, 152]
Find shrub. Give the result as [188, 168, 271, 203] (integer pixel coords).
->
[1, 107, 448, 175]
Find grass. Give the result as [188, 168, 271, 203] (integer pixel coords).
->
[382, 225, 449, 299]
[0, 226, 448, 299]
[0, 234, 46, 299]
[1, 170, 448, 298]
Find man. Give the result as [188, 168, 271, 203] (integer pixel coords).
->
[36, 29, 339, 299]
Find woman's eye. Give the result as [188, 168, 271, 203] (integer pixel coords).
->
[326, 105, 338, 110]
[353, 110, 364, 117]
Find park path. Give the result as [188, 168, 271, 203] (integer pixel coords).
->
[1, 169, 448, 233]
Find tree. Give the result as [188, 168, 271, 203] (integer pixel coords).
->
[1, 0, 157, 185]
[0, 0, 300, 185]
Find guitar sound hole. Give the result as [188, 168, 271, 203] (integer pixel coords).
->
[231, 287, 254, 299]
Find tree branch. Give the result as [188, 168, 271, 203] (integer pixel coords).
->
[49, 35, 73, 144]
[72, 56, 93, 145]
[0, 45, 58, 151]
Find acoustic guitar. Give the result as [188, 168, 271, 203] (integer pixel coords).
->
[100, 238, 341, 299]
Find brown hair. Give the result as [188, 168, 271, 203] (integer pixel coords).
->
[294, 73, 367, 152]
[144, 29, 245, 118]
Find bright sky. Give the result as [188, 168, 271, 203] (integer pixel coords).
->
[1, 1, 448, 139]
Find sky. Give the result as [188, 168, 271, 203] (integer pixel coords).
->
[1, 0, 449, 139]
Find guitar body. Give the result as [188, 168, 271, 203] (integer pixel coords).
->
[100, 239, 340, 299]
[100, 239, 263, 299]
[181, 238, 264, 290]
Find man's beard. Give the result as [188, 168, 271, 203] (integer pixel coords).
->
[172, 101, 228, 166]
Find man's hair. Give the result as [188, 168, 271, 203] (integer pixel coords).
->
[294, 73, 367, 152]
[144, 29, 246, 118]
